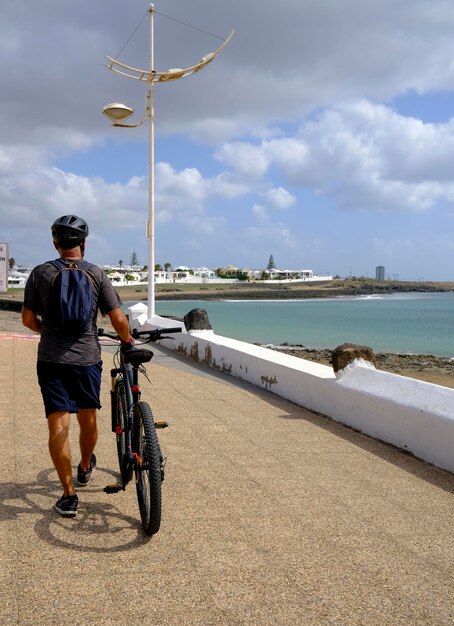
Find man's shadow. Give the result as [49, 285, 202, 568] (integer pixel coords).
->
[0, 466, 154, 552]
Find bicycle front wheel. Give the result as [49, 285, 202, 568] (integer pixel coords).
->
[133, 401, 163, 536]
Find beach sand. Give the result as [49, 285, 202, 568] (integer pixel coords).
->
[3, 308, 453, 389]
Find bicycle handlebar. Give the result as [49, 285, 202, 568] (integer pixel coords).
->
[132, 327, 182, 339]
[98, 327, 182, 342]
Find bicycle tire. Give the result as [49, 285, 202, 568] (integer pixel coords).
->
[133, 401, 162, 535]
[115, 381, 133, 484]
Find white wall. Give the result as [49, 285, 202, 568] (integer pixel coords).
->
[128, 304, 454, 473]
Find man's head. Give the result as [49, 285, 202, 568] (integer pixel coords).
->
[51, 215, 89, 252]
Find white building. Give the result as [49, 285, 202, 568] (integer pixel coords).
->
[249, 268, 332, 282]
[7, 266, 33, 288]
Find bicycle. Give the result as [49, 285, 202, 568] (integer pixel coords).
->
[98, 326, 182, 535]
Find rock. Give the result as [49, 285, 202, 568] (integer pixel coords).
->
[332, 343, 376, 373]
[184, 308, 212, 331]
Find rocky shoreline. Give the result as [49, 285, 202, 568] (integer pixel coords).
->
[268, 345, 454, 388]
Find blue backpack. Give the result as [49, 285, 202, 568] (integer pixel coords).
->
[49, 258, 95, 335]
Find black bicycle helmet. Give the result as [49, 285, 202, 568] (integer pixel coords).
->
[51, 215, 89, 248]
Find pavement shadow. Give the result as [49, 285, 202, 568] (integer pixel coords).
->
[0, 467, 154, 552]
[266, 394, 454, 494]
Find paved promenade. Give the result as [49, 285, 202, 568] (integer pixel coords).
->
[1, 333, 453, 625]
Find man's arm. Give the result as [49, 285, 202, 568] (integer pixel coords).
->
[22, 306, 42, 334]
[107, 307, 133, 344]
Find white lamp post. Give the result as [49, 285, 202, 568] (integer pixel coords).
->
[103, 3, 234, 320]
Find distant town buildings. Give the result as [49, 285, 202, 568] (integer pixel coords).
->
[6, 262, 333, 288]
[376, 265, 385, 281]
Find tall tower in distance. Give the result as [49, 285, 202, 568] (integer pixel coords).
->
[376, 266, 385, 281]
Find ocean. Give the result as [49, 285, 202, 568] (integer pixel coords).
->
[149, 292, 454, 358]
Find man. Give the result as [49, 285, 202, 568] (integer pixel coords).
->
[22, 215, 133, 517]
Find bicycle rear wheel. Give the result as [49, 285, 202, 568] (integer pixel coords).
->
[114, 381, 133, 484]
[133, 401, 163, 536]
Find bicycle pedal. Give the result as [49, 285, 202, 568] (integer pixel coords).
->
[104, 483, 122, 493]
[155, 421, 169, 429]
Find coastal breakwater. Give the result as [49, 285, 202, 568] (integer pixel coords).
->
[129, 304, 454, 474]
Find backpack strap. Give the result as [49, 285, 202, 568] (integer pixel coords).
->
[79, 260, 94, 272]
[49, 258, 66, 271]
[49, 258, 93, 272]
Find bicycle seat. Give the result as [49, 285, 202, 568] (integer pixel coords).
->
[123, 348, 154, 366]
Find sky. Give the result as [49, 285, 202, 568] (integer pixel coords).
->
[2, 0, 454, 281]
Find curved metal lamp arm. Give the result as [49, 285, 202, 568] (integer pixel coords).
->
[105, 30, 234, 83]
[111, 118, 146, 128]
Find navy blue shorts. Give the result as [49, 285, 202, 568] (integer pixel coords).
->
[37, 360, 102, 417]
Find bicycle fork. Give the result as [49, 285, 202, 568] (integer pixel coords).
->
[128, 365, 168, 482]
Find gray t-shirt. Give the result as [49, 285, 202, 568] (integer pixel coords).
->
[24, 258, 122, 365]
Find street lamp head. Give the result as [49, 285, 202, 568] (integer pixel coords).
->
[158, 68, 185, 82]
[102, 102, 134, 123]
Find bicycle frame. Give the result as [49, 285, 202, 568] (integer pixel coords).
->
[110, 356, 143, 489]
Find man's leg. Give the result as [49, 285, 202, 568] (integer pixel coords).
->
[48, 410, 75, 496]
[77, 408, 98, 471]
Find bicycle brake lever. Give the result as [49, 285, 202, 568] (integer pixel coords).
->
[139, 365, 151, 384]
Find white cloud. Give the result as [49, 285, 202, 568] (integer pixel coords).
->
[185, 118, 245, 144]
[262, 187, 296, 210]
[156, 163, 208, 218]
[0, 145, 50, 175]
[242, 223, 297, 251]
[0, 153, 252, 263]
[155, 162, 250, 223]
[211, 172, 250, 198]
[251, 203, 268, 222]
[219, 100, 454, 212]
[374, 237, 454, 257]
[215, 142, 270, 179]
